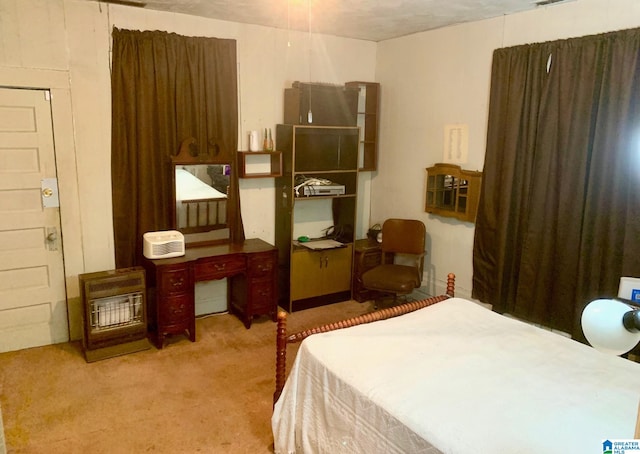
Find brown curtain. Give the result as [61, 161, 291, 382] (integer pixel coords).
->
[111, 28, 244, 269]
[473, 28, 640, 340]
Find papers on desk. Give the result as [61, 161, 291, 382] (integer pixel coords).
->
[298, 239, 346, 250]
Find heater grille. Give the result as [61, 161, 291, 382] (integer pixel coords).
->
[90, 292, 143, 331]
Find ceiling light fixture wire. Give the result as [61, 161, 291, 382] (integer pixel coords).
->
[287, 0, 291, 47]
[307, 0, 313, 123]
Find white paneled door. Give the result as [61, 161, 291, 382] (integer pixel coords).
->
[0, 87, 68, 353]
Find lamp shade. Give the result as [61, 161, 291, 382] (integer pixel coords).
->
[581, 299, 640, 356]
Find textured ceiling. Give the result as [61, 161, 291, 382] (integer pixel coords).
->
[93, 0, 575, 42]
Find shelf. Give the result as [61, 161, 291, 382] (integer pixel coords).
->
[346, 81, 379, 171]
[294, 169, 356, 173]
[237, 151, 283, 178]
[294, 194, 357, 201]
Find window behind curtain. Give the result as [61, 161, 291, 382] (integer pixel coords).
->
[473, 28, 640, 340]
[110, 29, 242, 269]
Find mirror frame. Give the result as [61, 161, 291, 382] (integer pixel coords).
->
[171, 137, 235, 247]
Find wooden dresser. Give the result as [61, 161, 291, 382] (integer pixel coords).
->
[143, 238, 277, 348]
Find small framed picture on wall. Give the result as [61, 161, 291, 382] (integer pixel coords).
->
[443, 123, 468, 164]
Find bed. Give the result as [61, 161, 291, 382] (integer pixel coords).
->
[175, 167, 227, 233]
[272, 274, 640, 453]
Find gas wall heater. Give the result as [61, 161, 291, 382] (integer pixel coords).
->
[79, 267, 151, 362]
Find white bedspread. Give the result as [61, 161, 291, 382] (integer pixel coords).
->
[272, 297, 640, 454]
[175, 168, 226, 201]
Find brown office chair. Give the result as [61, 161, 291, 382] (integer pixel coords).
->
[361, 218, 426, 308]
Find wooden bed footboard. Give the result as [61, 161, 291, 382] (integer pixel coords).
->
[273, 273, 456, 405]
[178, 197, 227, 234]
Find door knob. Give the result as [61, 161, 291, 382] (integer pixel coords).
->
[41, 178, 60, 208]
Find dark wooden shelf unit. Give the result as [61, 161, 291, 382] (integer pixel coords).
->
[275, 124, 359, 312]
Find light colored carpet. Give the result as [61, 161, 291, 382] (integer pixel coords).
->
[0, 299, 373, 453]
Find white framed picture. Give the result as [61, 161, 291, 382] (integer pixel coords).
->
[443, 123, 468, 164]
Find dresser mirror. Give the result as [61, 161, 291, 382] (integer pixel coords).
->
[172, 138, 235, 246]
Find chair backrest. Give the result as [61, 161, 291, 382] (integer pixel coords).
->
[380, 218, 425, 255]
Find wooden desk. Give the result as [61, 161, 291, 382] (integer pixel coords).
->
[143, 238, 277, 348]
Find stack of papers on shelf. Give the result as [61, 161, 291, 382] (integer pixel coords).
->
[299, 239, 345, 250]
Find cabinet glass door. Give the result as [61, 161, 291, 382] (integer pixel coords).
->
[436, 174, 457, 211]
[457, 178, 469, 213]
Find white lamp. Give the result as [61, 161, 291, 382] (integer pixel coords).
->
[581, 298, 640, 355]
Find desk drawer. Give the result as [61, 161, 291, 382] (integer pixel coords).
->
[249, 277, 276, 312]
[195, 255, 245, 281]
[158, 294, 193, 324]
[248, 252, 276, 277]
[158, 266, 190, 293]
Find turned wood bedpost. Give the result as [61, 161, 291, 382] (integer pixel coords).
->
[274, 311, 288, 406]
[446, 273, 455, 297]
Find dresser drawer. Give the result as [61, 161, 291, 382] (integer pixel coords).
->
[158, 294, 193, 323]
[248, 252, 276, 277]
[158, 266, 191, 293]
[195, 255, 245, 281]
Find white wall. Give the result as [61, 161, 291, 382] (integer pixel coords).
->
[374, 0, 640, 298]
[0, 0, 376, 339]
[1, 0, 637, 339]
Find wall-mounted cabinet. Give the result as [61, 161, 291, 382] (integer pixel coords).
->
[283, 82, 358, 126]
[425, 163, 482, 223]
[275, 124, 359, 312]
[346, 81, 380, 171]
